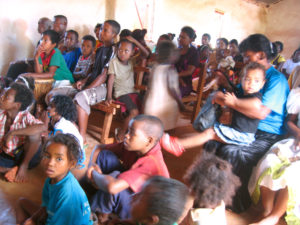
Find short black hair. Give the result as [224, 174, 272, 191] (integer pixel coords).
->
[50, 95, 77, 122]
[16, 75, 35, 91]
[0, 76, 13, 90]
[218, 37, 229, 47]
[242, 62, 266, 80]
[181, 26, 197, 41]
[54, 15, 68, 24]
[117, 38, 135, 50]
[156, 40, 178, 64]
[104, 20, 121, 35]
[10, 82, 34, 111]
[274, 41, 284, 52]
[67, 29, 79, 41]
[95, 23, 102, 30]
[119, 29, 132, 38]
[229, 39, 238, 46]
[203, 33, 211, 41]
[43, 30, 60, 46]
[82, 35, 96, 48]
[239, 34, 277, 60]
[132, 29, 147, 42]
[141, 176, 190, 225]
[43, 133, 81, 165]
[184, 153, 240, 208]
[131, 114, 164, 143]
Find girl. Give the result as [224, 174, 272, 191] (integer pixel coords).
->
[144, 40, 183, 130]
[15, 133, 93, 225]
[184, 153, 240, 225]
[48, 94, 85, 168]
[175, 26, 199, 97]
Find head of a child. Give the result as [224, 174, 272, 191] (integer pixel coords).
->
[42, 133, 81, 183]
[184, 153, 240, 209]
[117, 39, 135, 64]
[156, 40, 179, 64]
[41, 30, 59, 53]
[241, 62, 265, 95]
[202, 33, 211, 46]
[124, 115, 164, 154]
[239, 34, 277, 66]
[178, 26, 196, 48]
[100, 20, 120, 45]
[157, 34, 171, 45]
[81, 35, 96, 58]
[292, 48, 300, 63]
[38, 17, 52, 34]
[53, 15, 67, 35]
[274, 41, 283, 54]
[217, 38, 228, 50]
[0, 82, 34, 112]
[94, 23, 102, 40]
[131, 176, 191, 225]
[48, 95, 77, 123]
[132, 29, 147, 46]
[15, 76, 35, 91]
[64, 30, 79, 51]
[229, 39, 239, 55]
[119, 29, 132, 39]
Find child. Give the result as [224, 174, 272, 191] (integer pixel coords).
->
[0, 83, 45, 182]
[22, 29, 74, 88]
[144, 40, 184, 130]
[94, 23, 103, 50]
[161, 62, 266, 156]
[281, 47, 300, 79]
[74, 20, 120, 142]
[271, 41, 286, 69]
[86, 114, 169, 222]
[109, 176, 192, 225]
[106, 36, 149, 141]
[62, 29, 82, 72]
[73, 35, 96, 82]
[47, 95, 85, 167]
[15, 133, 93, 225]
[184, 153, 240, 225]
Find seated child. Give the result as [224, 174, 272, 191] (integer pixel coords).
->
[15, 133, 93, 225]
[73, 35, 96, 82]
[62, 29, 82, 73]
[144, 40, 184, 131]
[161, 62, 267, 156]
[94, 23, 103, 50]
[47, 95, 85, 168]
[22, 29, 74, 88]
[281, 47, 300, 79]
[86, 114, 169, 222]
[0, 83, 45, 182]
[106, 36, 149, 141]
[108, 176, 192, 225]
[184, 153, 240, 225]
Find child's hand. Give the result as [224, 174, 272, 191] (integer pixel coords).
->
[87, 163, 102, 189]
[105, 98, 113, 106]
[34, 45, 44, 60]
[223, 92, 237, 107]
[125, 35, 137, 44]
[76, 80, 84, 90]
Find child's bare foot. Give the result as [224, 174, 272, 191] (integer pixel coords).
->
[4, 166, 19, 182]
[14, 165, 29, 183]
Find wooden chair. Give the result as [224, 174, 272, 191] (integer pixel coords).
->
[88, 64, 149, 144]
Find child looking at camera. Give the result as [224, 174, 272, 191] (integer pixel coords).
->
[16, 133, 92, 225]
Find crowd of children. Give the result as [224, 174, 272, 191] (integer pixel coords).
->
[0, 14, 300, 225]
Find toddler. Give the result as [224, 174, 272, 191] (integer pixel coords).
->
[184, 153, 240, 225]
[16, 133, 93, 225]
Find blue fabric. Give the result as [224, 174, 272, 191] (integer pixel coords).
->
[257, 66, 289, 135]
[42, 172, 92, 225]
[90, 150, 132, 219]
[63, 47, 81, 73]
[214, 123, 255, 146]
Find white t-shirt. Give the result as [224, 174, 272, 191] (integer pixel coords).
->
[282, 59, 300, 75]
[286, 87, 300, 127]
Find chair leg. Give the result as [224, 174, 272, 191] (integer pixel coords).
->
[101, 112, 113, 144]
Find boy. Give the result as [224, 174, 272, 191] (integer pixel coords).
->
[53, 15, 68, 52]
[62, 29, 81, 72]
[86, 115, 169, 222]
[0, 83, 46, 182]
[23, 30, 74, 86]
[74, 20, 120, 142]
[106, 36, 149, 141]
[73, 35, 96, 82]
[94, 23, 103, 50]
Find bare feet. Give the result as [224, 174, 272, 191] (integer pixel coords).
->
[15, 165, 29, 183]
[4, 166, 18, 182]
[5, 165, 29, 183]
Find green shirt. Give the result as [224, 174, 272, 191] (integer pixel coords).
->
[38, 48, 74, 83]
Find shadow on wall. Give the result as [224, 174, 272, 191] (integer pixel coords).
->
[0, 18, 35, 75]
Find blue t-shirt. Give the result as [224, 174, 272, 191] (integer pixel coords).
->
[42, 172, 92, 225]
[63, 47, 81, 73]
[257, 66, 289, 135]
